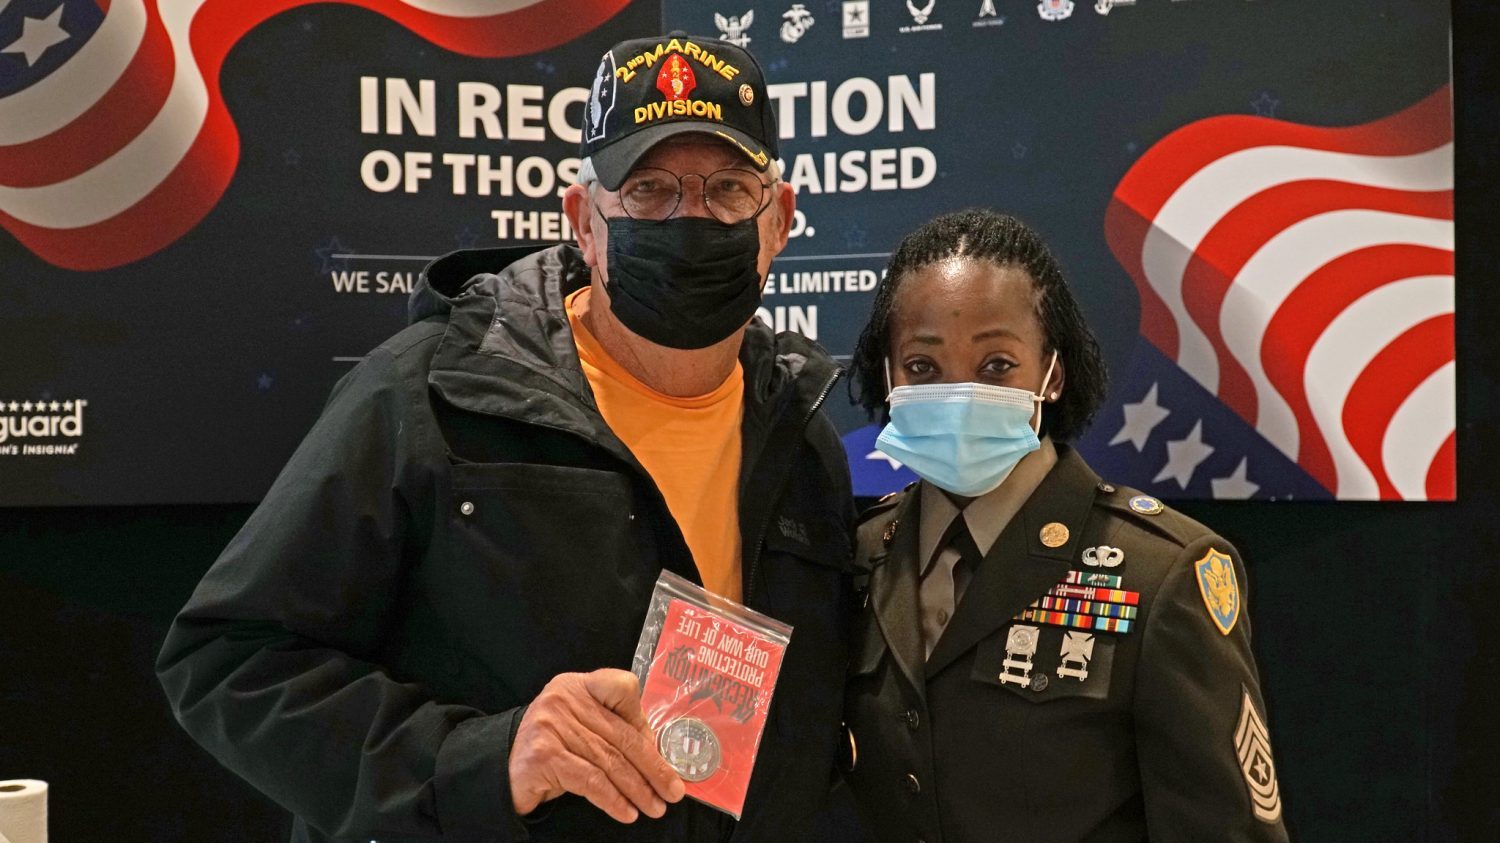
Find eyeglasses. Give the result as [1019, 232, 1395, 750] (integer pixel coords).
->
[612, 167, 773, 224]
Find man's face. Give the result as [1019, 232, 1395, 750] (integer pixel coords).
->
[563, 136, 796, 286]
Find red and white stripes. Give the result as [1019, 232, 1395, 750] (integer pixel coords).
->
[1106, 88, 1455, 500]
[0, 0, 626, 270]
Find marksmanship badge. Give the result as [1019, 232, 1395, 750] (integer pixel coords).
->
[1056, 631, 1095, 681]
[998, 624, 1040, 687]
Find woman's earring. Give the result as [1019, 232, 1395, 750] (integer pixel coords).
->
[1049, 392, 1059, 401]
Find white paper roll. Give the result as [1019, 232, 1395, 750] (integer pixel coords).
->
[0, 780, 47, 843]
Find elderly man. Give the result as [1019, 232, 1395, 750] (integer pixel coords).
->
[157, 33, 854, 843]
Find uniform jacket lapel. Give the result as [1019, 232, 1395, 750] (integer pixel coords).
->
[868, 491, 927, 700]
[925, 447, 1101, 678]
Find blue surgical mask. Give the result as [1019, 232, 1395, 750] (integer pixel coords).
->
[874, 352, 1058, 497]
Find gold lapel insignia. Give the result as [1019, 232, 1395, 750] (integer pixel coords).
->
[1040, 522, 1070, 548]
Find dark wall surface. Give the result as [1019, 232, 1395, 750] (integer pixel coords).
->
[3, 2, 1497, 841]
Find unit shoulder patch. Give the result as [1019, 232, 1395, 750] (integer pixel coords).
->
[1128, 494, 1164, 515]
[1194, 547, 1241, 635]
[1234, 686, 1282, 823]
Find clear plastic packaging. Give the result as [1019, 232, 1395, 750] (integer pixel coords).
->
[631, 570, 792, 819]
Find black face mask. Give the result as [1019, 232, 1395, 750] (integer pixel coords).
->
[601, 214, 764, 350]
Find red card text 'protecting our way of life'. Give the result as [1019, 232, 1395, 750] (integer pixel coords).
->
[635, 578, 789, 819]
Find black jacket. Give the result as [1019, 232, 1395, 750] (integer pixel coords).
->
[157, 244, 856, 842]
[844, 447, 1288, 843]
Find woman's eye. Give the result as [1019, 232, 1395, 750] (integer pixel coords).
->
[982, 359, 1015, 376]
[904, 360, 934, 376]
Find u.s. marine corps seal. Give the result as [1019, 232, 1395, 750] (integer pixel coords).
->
[659, 716, 721, 782]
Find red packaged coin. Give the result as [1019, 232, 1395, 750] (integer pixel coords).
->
[633, 571, 791, 819]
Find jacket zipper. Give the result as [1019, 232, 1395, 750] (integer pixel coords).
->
[743, 368, 843, 602]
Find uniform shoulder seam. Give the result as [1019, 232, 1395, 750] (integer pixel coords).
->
[1095, 486, 1213, 548]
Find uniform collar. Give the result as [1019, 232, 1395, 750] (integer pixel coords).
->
[924, 444, 1101, 677]
[867, 489, 928, 701]
[916, 438, 1058, 578]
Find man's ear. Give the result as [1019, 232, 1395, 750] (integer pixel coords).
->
[768, 181, 796, 252]
[562, 183, 599, 267]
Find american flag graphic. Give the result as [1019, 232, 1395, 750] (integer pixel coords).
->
[1102, 87, 1454, 501]
[0, 0, 626, 271]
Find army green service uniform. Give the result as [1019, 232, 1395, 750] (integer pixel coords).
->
[843, 445, 1289, 843]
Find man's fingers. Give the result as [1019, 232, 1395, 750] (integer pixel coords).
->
[584, 669, 648, 728]
[557, 718, 668, 818]
[549, 749, 641, 824]
[571, 683, 686, 803]
[515, 672, 690, 824]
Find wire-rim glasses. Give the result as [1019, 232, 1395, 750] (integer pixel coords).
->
[612, 167, 773, 224]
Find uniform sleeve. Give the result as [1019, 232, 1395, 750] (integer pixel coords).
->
[155, 348, 532, 843]
[1132, 535, 1290, 842]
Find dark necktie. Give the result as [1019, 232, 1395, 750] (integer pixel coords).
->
[921, 513, 986, 657]
[942, 513, 985, 604]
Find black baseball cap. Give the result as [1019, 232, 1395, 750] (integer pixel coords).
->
[579, 32, 780, 190]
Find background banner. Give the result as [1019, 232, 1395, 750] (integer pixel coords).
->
[0, 0, 652, 504]
[0, 0, 1452, 504]
[660, 0, 1454, 502]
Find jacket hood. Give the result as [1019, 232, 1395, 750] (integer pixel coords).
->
[414, 244, 842, 454]
[409, 244, 555, 324]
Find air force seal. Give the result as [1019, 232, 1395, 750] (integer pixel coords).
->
[1194, 547, 1240, 635]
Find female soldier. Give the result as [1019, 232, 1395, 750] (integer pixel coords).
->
[842, 210, 1289, 843]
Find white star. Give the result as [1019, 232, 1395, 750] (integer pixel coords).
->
[1211, 457, 1259, 500]
[3, 6, 70, 67]
[62, 400, 73, 411]
[6, 402, 17, 412]
[1153, 420, 1214, 489]
[1109, 382, 1170, 451]
[48, 401, 60, 411]
[866, 449, 903, 470]
[22, 401, 34, 412]
[1253, 756, 1270, 782]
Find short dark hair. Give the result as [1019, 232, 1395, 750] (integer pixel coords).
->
[850, 208, 1109, 442]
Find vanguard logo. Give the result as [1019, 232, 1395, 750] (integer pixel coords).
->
[0, 399, 88, 455]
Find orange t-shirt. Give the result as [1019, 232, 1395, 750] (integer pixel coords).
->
[565, 288, 745, 601]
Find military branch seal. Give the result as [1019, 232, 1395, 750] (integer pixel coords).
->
[659, 716, 722, 782]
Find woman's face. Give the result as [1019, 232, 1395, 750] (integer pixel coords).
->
[886, 256, 1065, 399]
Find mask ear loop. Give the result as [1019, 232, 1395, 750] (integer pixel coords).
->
[587, 188, 613, 283]
[1030, 350, 1059, 433]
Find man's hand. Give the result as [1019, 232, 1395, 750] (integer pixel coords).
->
[509, 669, 686, 823]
